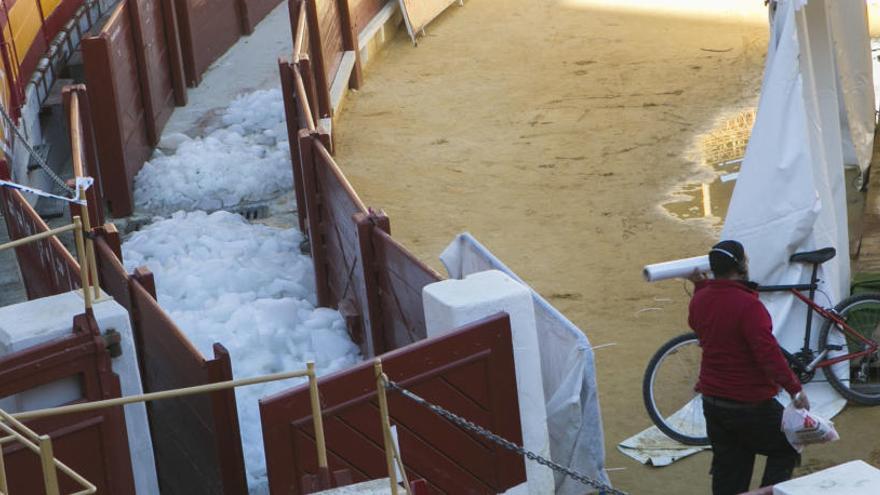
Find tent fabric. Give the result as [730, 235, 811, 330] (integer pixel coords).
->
[715, 0, 848, 423]
[736, 0, 850, 372]
[439, 233, 610, 495]
[620, 0, 850, 466]
[828, 0, 875, 172]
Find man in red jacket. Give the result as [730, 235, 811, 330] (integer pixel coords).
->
[688, 240, 809, 495]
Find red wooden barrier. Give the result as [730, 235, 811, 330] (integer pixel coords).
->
[174, 0, 246, 86]
[128, 269, 248, 495]
[83, 0, 185, 216]
[371, 228, 441, 350]
[0, 161, 81, 299]
[0, 313, 136, 494]
[260, 313, 526, 494]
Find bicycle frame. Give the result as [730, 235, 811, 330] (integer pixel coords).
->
[759, 283, 879, 373]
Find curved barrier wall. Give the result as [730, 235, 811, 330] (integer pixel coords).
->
[2, 2, 525, 493]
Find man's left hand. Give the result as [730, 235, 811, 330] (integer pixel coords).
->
[687, 268, 708, 283]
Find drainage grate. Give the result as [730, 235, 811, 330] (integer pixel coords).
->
[232, 204, 270, 221]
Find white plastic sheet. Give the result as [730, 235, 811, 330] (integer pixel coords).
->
[724, 0, 849, 416]
[440, 233, 611, 495]
[828, 1, 876, 172]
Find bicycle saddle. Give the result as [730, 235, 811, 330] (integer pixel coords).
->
[789, 247, 836, 264]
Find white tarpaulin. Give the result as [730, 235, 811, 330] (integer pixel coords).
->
[440, 233, 611, 495]
[829, 1, 875, 172]
[620, 0, 850, 465]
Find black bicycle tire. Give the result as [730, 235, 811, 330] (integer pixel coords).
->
[642, 332, 709, 445]
[819, 293, 880, 405]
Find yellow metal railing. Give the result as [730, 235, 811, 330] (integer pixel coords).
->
[1, 362, 330, 492]
[374, 359, 412, 495]
[67, 92, 101, 304]
[0, 409, 96, 495]
[0, 90, 102, 313]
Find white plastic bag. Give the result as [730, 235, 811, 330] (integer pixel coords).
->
[781, 403, 840, 452]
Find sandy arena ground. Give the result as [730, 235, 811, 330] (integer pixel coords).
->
[333, 0, 880, 493]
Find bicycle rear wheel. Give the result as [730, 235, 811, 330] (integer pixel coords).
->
[819, 293, 880, 405]
[642, 332, 708, 445]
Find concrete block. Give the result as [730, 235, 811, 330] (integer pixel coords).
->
[773, 460, 880, 494]
[0, 291, 160, 495]
[423, 270, 555, 495]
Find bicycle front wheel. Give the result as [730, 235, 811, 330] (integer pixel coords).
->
[642, 332, 708, 445]
[819, 293, 880, 405]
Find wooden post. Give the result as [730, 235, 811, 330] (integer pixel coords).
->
[304, 0, 333, 118]
[279, 59, 307, 232]
[316, 128, 333, 156]
[288, 0, 303, 52]
[374, 359, 398, 495]
[132, 266, 157, 299]
[206, 344, 249, 495]
[337, 0, 363, 89]
[354, 212, 387, 355]
[237, 0, 255, 35]
[98, 223, 123, 260]
[299, 57, 321, 128]
[307, 361, 331, 487]
[299, 130, 330, 306]
[173, 0, 199, 86]
[125, 0, 160, 145]
[160, 0, 188, 105]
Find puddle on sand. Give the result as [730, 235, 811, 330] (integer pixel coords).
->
[663, 160, 740, 221]
[663, 107, 867, 247]
[663, 109, 755, 222]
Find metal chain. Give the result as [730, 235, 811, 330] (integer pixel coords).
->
[383, 379, 627, 495]
[0, 104, 75, 196]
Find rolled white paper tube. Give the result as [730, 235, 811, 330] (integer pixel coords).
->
[643, 255, 710, 282]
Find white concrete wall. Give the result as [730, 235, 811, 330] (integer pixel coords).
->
[773, 460, 880, 494]
[423, 270, 555, 495]
[0, 291, 160, 495]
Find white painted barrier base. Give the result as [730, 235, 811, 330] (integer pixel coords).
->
[0, 291, 160, 495]
[773, 460, 880, 494]
[423, 270, 555, 495]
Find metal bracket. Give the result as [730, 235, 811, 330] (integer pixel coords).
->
[102, 329, 122, 358]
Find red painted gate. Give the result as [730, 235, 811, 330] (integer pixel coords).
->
[260, 313, 527, 494]
[0, 313, 136, 494]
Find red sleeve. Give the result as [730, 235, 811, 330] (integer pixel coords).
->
[687, 280, 709, 332]
[741, 301, 803, 395]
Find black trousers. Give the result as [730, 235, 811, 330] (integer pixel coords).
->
[702, 396, 799, 495]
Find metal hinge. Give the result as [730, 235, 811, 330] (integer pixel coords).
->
[102, 329, 122, 358]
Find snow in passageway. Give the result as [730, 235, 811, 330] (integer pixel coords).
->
[123, 211, 361, 491]
[134, 89, 293, 215]
[127, 88, 361, 492]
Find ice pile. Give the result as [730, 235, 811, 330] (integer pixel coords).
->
[122, 211, 361, 490]
[133, 89, 292, 215]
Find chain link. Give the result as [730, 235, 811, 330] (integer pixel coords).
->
[383, 379, 627, 495]
[0, 104, 75, 197]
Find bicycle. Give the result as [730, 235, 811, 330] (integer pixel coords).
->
[642, 247, 880, 445]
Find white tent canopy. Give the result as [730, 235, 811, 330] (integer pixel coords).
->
[620, 0, 872, 464]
